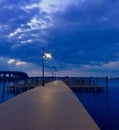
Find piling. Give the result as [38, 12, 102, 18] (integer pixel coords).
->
[106, 76, 108, 95]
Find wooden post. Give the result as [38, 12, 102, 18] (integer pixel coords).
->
[2, 75, 5, 98]
[106, 76, 108, 95]
[96, 77, 99, 92]
[96, 77, 98, 87]
[106, 76, 108, 88]
[93, 79, 94, 87]
[42, 48, 45, 86]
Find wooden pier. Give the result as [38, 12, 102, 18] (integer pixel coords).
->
[6, 78, 42, 93]
[0, 81, 100, 130]
[64, 77, 108, 93]
[7, 84, 29, 92]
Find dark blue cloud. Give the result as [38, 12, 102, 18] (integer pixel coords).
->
[46, 28, 119, 66]
[52, 0, 119, 30]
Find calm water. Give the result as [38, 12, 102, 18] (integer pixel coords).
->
[0, 81, 24, 104]
[75, 79, 119, 130]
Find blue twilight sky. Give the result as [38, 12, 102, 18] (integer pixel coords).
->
[0, 0, 119, 77]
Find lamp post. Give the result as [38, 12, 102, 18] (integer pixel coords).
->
[42, 48, 45, 86]
[52, 66, 57, 81]
[42, 48, 52, 86]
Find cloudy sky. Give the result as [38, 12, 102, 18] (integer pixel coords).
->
[0, 0, 119, 77]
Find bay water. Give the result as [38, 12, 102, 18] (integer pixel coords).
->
[0, 81, 24, 104]
[75, 79, 119, 130]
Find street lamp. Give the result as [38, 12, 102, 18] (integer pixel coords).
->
[42, 48, 52, 86]
[52, 66, 57, 80]
[44, 53, 52, 59]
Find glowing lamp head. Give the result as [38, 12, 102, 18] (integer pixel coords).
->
[44, 53, 52, 59]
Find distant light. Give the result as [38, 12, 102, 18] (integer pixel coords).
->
[44, 53, 52, 59]
[8, 59, 15, 64]
[16, 61, 26, 66]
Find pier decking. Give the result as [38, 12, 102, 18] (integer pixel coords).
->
[0, 81, 99, 130]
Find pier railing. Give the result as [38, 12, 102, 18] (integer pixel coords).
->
[63, 77, 108, 92]
[2, 77, 54, 93]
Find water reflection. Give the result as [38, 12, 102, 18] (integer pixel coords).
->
[0, 79, 41, 104]
[0, 81, 18, 103]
